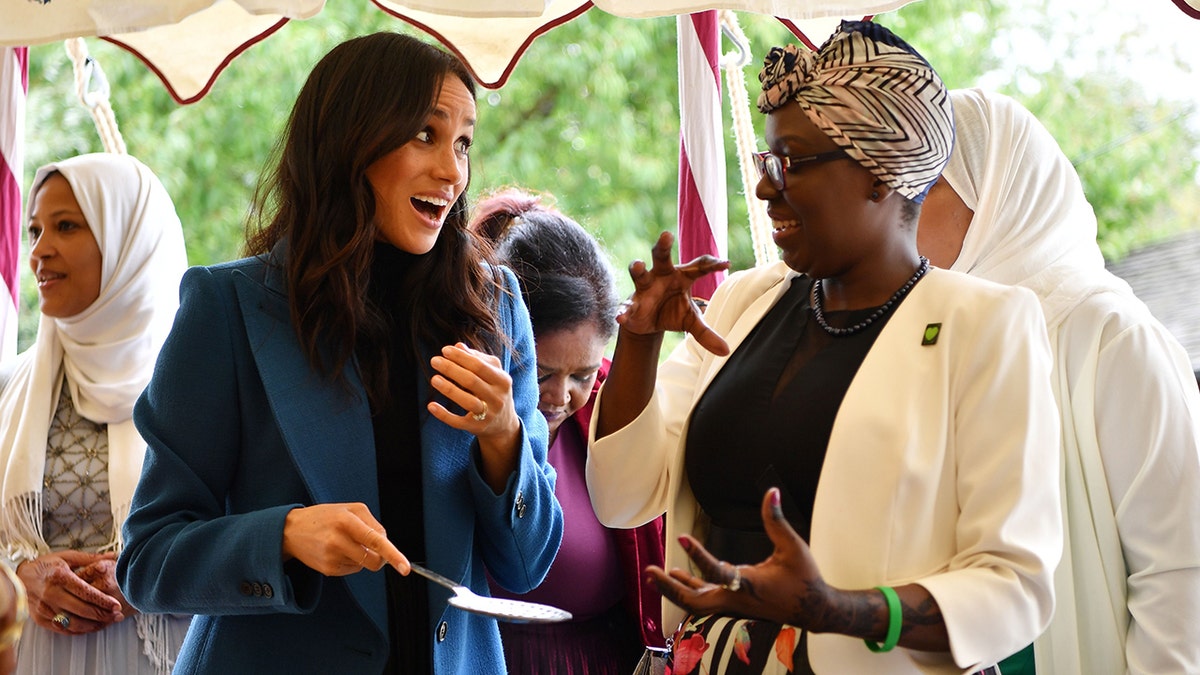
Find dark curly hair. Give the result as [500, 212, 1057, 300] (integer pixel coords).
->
[470, 188, 618, 342]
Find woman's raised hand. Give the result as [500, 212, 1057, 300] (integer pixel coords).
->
[620, 232, 730, 356]
[428, 343, 519, 440]
[281, 503, 409, 576]
[428, 343, 522, 492]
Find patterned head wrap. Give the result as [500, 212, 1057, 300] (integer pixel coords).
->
[757, 21, 953, 203]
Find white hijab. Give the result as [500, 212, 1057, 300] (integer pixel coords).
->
[0, 153, 187, 561]
[944, 88, 1133, 326]
[943, 89, 1136, 672]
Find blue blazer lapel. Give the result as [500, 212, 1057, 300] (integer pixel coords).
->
[230, 266, 379, 513]
[231, 263, 387, 635]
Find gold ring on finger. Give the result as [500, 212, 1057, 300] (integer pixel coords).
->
[472, 400, 488, 422]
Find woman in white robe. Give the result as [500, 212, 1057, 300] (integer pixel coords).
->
[0, 153, 191, 675]
[918, 87, 1200, 675]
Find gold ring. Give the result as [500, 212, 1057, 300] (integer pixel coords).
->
[359, 548, 371, 567]
[472, 401, 488, 422]
[52, 612, 71, 630]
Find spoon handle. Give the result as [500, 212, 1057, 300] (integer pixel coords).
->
[406, 562, 462, 593]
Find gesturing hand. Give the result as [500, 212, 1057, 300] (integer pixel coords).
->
[282, 503, 409, 577]
[645, 488, 833, 630]
[427, 342, 519, 444]
[428, 342, 523, 492]
[619, 231, 730, 356]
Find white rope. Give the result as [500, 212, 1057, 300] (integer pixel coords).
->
[719, 11, 777, 267]
[64, 38, 127, 155]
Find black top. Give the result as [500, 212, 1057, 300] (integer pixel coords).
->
[360, 242, 431, 674]
[685, 275, 906, 564]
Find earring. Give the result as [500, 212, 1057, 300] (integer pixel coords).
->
[871, 190, 880, 200]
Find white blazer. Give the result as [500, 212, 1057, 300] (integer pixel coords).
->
[587, 263, 1062, 674]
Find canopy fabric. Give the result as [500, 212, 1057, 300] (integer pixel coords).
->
[3, 0, 1198, 100]
[1, 0, 911, 101]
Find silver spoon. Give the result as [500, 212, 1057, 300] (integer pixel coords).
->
[407, 562, 573, 624]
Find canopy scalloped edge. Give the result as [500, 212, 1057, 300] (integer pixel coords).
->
[55, 1, 865, 103]
[103, 19, 290, 105]
[375, 0, 597, 90]
[1173, 0, 1200, 18]
[6, 0, 1196, 104]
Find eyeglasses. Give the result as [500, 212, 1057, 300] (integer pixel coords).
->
[752, 149, 848, 190]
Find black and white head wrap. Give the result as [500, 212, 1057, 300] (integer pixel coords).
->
[757, 21, 953, 203]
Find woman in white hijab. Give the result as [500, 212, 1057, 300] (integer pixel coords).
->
[918, 88, 1200, 675]
[0, 153, 191, 674]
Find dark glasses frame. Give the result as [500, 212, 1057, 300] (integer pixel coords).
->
[752, 149, 848, 190]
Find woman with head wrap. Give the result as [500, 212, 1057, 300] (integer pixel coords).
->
[586, 21, 1062, 674]
[471, 188, 666, 674]
[917, 88, 1200, 675]
[0, 153, 190, 674]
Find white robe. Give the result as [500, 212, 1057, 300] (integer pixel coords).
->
[944, 88, 1200, 675]
[0, 153, 189, 675]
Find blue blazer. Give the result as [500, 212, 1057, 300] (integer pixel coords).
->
[116, 252, 562, 674]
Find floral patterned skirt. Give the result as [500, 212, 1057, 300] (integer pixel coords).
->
[666, 615, 814, 675]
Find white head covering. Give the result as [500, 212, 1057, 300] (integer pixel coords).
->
[943, 88, 1132, 327]
[944, 90, 1146, 673]
[0, 153, 187, 561]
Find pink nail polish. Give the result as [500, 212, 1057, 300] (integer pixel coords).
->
[678, 536, 691, 551]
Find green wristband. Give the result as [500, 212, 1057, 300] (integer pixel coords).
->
[864, 585, 902, 653]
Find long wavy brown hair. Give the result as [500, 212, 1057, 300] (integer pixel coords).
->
[245, 32, 501, 406]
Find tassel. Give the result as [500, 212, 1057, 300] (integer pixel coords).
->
[135, 613, 177, 675]
[0, 492, 49, 563]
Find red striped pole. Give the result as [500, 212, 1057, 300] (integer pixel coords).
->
[676, 11, 727, 301]
[0, 46, 27, 360]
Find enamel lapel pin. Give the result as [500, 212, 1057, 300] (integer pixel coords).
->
[922, 323, 941, 346]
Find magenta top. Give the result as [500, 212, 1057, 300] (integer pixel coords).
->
[490, 420, 625, 619]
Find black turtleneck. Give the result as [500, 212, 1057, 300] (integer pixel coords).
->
[359, 242, 431, 674]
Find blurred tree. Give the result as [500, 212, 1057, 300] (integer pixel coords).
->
[883, 0, 1200, 260]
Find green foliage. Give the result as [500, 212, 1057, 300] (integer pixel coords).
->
[879, 0, 1012, 88]
[472, 12, 683, 288]
[881, 0, 1200, 262]
[14, 2, 1200, 353]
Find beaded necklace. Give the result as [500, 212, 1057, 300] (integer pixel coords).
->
[810, 256, 930, 337]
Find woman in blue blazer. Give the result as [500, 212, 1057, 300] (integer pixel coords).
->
[115, 33, 563, 674]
